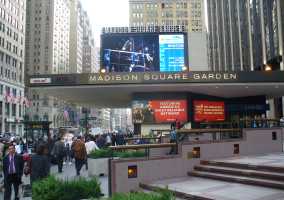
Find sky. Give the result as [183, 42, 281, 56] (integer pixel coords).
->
[80, 0, 129, 46]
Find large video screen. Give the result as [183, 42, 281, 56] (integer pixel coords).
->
[194, 100, 225, 122]
[132, 99, 188, 124]
[101, 33, 187, 72]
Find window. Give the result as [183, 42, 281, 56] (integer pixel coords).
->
[12, 104, 16, 116]
[5, 102, 9, 116]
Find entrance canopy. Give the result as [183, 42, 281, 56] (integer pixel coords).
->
[28, 71, 284, 107]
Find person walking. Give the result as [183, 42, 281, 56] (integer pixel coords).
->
[169, 127, 177, 154]
[72, 136, 87, 176]
[30, 144, 50, 185]
[2, 144, 24, 200]
[51, 137, 66, 173]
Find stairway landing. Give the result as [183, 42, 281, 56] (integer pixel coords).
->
[143, 176, 284, 200]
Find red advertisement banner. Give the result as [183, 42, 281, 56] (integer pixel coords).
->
[148, 100, 188, 123]
[194, 100, 225, 122]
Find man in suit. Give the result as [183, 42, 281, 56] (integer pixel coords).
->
[3, 144, 24, 200]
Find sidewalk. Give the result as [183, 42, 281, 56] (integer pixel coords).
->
[1, 159, 109, 200]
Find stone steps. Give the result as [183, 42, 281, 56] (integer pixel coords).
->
[188, 160, 284, 190]
[194, 165, 284, 182]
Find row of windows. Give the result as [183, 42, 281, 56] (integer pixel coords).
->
[131, 2, 188, 10]
[0, 6, 24, 33]
[0, 66, 22, 82]
[0, 50, 23, 69]
[0, 102, 23, 117]
[0, 85, 22, 97]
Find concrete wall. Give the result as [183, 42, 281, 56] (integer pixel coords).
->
[141, 124, 170, 136]
[110, 128, 283, 193]
[187, 32, 209, 71]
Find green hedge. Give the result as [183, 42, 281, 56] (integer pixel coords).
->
[107, 190, 174, 200]
[88, 148, 146, 159]
[32, 176, 101, 200]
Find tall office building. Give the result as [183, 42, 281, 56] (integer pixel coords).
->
[69, 0, 83, 73]
[207, 0, 284, 72]
[129, 0, 206, 32]
[0, 0, 26, 135]
[25, 0, 70, 127]
[129, 0, 208, 71]
[82, 11, 98, 73]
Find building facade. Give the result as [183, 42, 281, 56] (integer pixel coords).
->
[129, 0, 206, 32]
[82, 11, 98, 73]
[25, 0, 70, 127]
[0, 0, 26, 135]
[207, 0, 284, 72]
[69, 0, 83, 73]
[129, 0, 208, 71]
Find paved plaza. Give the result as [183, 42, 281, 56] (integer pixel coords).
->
[150, 176, 284, 200]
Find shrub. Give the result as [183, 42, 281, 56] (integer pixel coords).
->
[88, 148, 146, 159]
[106, 189, 174, 200]
[32, 176, 101, 200]
[88, 148, 113, 159]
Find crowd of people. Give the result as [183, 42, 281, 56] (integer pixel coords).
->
[0, 130, 139, 200]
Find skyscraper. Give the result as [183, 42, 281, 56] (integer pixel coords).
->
[129, 0, 208, 71]
[25, 0, 70, 127]
[207, 0, 284, 72]
[82, 11, 98, 73]
[129, 0, 206, 32]
[69, 0, 83, 73]
[0, 0, 26, 135]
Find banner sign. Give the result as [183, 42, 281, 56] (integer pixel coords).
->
[28, 71, 284, 87]
[194, 100, 225, 122]
[132, 99, 187, 124]
[149, 100, 187, 123]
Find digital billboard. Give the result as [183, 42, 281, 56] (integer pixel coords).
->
[132, 99, 188, 124]
[101, 33, 187, 72]
[194, 100, 225, 122]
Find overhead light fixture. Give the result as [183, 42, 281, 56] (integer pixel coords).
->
[182, 66, 188, 71]
[265, 65, 272, 71]
[100, 68, 106, 73]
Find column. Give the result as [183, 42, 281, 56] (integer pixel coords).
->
[260, 0, 267, 65]
[277, 0, 283, 70]
[237, 0, 244, 71]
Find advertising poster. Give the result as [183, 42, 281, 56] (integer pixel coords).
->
[101, 33, 186, 72]
[132, 100, 187, 124]
[194, 100, 225, 122]
[159, 35, 185, 72]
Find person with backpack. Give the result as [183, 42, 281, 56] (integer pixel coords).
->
[71, 136, 87, 176]
[51, 137, 66, 173]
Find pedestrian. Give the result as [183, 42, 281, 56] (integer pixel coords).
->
[3, 144, 24, 200]
[51, 137, 66, 173]
[65, 142, 72, 165]
[30, 144, 50, 184]
[169, 127, 177, 154]
[106, 134, 111, 147]
[72, 136, 87, 176]
[85, 138, 99, 170]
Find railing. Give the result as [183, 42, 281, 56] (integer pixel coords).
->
[198, 119, 282, 129]
[124, 136, 162, 144]
[176, 128, 242, 142]
[109, 143, 176, 158]
[239, 119, 281, 128]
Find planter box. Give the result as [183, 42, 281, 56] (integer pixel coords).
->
[88, 158, 109, 177]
